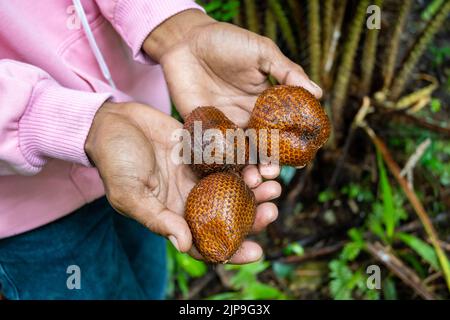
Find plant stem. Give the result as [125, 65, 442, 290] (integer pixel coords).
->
[389, 0, 450, 100]
[322, 0, 334, 78]
[307, 0, 321, 84]
[360, 0, 383, 94]
[264, 6, 277, 42]
[362, 125, 450, 292]
[331, 0, 369, 140]
[268, 0, 298, 56]
[323, 0, 347, 88]
[381, 0, 412, 92]
[244, 0, 259, 33]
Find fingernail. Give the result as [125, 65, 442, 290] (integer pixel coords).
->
[309, 80, 323, 97]
[260, 165, 272, 175]
[260, 164, 278, 177]
[309, 80, 321, 89]
[168, 235, 180, 251]
[269, 210, 277, 223]
[253, 175, 262, 187]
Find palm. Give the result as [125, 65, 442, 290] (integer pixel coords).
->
[91, 103, 196, 231]
[161, 22, 271, 127]
[161, 21, 322, 128]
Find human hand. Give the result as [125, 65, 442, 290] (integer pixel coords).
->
[143, 9, 321, 179]
[85, 101, 281, 263]
[143, 10, 322, 127]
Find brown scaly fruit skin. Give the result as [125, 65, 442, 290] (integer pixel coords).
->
[248, 85, 331, 168]
[183, 106, 247, 177]
[185, 172, 256, 263]
[184, 85, 331, 263]
[184, 86, 331, 175]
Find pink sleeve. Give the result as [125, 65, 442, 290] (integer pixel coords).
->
[0, 60, 111, 176]
[95, 0, 205, 63]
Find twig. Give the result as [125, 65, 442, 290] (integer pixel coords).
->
[396, 212, 449, 234]
[278, 242, 345, 264]
[378, 112, 450, 138]
[423, 272, 443, 286]
[323, 0, 347, 76]
[366, 242, 436, 300]
[400, 138, 431, 189]
[329, 97, 373, 188]
[360, 124, 450, 291]
[395, 74, 438, 110]
[187, 271, 216, 299]
[215, 265, 234, 289]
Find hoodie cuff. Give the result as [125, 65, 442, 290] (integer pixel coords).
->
[19, 80, 111, 171]
[112, 0, 205, 64]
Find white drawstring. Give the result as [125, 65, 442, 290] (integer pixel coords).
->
[72, 0, 116, 89]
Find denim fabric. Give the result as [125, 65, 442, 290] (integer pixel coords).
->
[0, 197, 167, 300]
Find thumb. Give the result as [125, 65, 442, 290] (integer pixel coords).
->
[259, 38, 323, 99]
[130, 196, 193, 253]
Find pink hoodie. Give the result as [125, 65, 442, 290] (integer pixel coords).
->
[0, 0, 203, 239]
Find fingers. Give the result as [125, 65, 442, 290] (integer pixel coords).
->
[188, 241, 263, 264]
[258, 163, 280, 179]
[259, 37, 323, 99]
[228, 241, 263, 264]
[252, 180, 281, 203]
[130, 195, 192, 252]
[242, 165, 262, 188]
[242, 164, 281, 199]
[144, 208, 192, 252]
[252, 202, 278, 233]
[188, 245, 204, 260]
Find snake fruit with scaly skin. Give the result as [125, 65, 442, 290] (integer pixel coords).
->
[184, 85, 331, 263]
[185, 172, 256, 263]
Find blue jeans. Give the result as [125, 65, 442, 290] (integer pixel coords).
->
[0, 197, 167, 299]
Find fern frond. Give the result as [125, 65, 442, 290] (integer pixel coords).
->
[389, 1, 450, 100]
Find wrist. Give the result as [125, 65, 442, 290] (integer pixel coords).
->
[85, 101, 123, 165]
[143, 9, 215, 62]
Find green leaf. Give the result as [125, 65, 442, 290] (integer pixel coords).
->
[175, 252, 207, 278]
[430, 98, 441, 113]
[242, 282, 286, 300]
[207, 292, 240, 300]
[329, 259, 355, 300]
[341, 242, 362, 261]
[364, 289, 380, 300]
[421, 0, 445, 21]
[383, 277, 397, 300]
[348, 228, 364, 244]
[400, 252, 427, 278]
[282, 242, 304, 256]
[376, 149, 396, 240]
[225, 261, 269, 289]
[397, 232, 440, 270]
[318, 189, 335, 203]
[369, 202, 389, 243]
[176, 272, 189, 298]
[272, 262, 295, 280]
